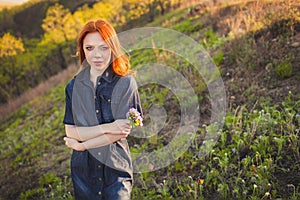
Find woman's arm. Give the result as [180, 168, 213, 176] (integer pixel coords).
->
[64, 133, 127, 151]
[65, 119, 131, 142]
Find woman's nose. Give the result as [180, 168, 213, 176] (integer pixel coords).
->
[93, 49, 103, 58]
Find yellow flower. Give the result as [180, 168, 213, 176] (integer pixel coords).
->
[199, 179, 204, 185]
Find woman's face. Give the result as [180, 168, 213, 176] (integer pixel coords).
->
[83, 32, 112, 74]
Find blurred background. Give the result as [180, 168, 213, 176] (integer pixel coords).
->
[0, 0, 299, 199]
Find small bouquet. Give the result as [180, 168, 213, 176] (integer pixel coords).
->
[127, 108, 143, 127]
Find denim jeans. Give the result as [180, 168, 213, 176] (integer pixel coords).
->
[71, 150, 132, 200]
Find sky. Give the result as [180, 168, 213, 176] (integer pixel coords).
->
[0, 0, 29, 5]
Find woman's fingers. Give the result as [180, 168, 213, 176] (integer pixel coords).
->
[116, 120, 130, 128]
[64, 137, 78, 147]
[111, 119, 131, 134]
[64, 137, 71, 146]
[121, 129, 130, 135]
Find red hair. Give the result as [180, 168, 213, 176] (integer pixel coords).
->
[77, 19, 131, 76]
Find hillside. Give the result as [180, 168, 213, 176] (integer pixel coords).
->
[0, 0, 96, 38]
[0, 0, 113, 106]
[0, 0, 299, 199]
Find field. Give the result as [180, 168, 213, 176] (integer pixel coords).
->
[0, 0, 299, 199]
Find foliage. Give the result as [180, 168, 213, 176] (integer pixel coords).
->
[20, 174, 73, 200]
[0, 0, 98, 38]
[0, 32, 24, 57]
[0, 0, 184, 103]
[276, 61, 293, 79]
[212, 51, 224, 66]
[171, 20, 203, 34]
[41, 3, 77, 44]
[201, 28, 229, 50]
[0, 0, 299, 199]
[0, 83, 73, 199]
[132, 94, 300, 199]
[0, 40, 73, 103]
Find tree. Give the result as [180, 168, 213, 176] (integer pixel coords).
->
[40, 3, 77, 69]
[156, 0, 172, 15]
[126, 0, 172, 23]
[0, 33, 26, 101]
[0, 32, 24, 58]
[41, 3, 77, 44]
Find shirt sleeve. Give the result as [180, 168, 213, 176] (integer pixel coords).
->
[63, 80, 75, 125]
[129, 84, 143, 118]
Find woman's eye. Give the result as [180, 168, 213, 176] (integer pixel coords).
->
[101, 46, 109, 51]
[85, 47, 93, 51]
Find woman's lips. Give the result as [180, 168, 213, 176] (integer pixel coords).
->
[93, 61, 104, 66]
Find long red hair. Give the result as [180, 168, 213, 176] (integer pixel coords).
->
[77, 19, 131, 76]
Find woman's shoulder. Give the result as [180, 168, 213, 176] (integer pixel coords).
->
[65, 77, 76, 92]
[65, 67, 87, 90]
[114, 73, 138, 91]
[120, 73, 137, 86]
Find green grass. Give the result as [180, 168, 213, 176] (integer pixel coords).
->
[131, 94, 300, 199]
[0, 83, 73, 199]
[276, 61, 293, 79]
[1, 62, 299, 200]
[1, 0, 300, 199]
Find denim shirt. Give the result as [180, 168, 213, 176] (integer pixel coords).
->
[63, 65, 142, 177]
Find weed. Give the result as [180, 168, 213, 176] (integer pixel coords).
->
[20, 175, 73, 200]
[212, 51, 224, 66]
[171, 20, 203, 34]
[276, 61, 293, 79]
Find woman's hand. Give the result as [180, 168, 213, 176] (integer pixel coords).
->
[106, 133, 129, 143]
[104, 119, 132, 135]
[64, 137, 86, 151]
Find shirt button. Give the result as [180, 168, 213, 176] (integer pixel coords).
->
[98, 152, 101, 156]
[107, 99, 111, 103]
[98, 165, 101, 168]
[98, 191, 102, 195]
[96, 110, 99, 113]
[99, 177, 102, 181]
[97, 82, 101, 85]
[94, 96, 96, 99]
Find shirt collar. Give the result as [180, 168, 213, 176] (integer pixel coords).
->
[101, 66, 114, 83]
[77, 64, 115, 84]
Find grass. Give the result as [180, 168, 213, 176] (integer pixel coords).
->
[2, 90, 298, 199]
[131, 93, 300, 199]
[0, 0, 299, 199]
[0, 83, 73, 199]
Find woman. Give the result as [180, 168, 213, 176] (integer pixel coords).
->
[63, 19, 142, 200]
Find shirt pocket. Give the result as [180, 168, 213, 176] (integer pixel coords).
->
[111, 93, 127, 119]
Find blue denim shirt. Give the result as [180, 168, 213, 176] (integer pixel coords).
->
[63, 65, 142, 177]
